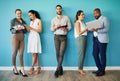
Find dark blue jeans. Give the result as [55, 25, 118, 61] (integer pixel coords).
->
[93, 37, 107, 72]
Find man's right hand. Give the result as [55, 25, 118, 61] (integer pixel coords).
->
[54, 24, 61, 30]
[91, 28, 98, 31]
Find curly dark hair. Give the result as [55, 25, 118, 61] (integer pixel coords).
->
[28, 10, 41, 20]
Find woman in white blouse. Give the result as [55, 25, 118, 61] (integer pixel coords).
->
[74, 10, 88, 75]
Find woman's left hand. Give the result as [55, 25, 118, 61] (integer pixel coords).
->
[26, 26, 32, 31]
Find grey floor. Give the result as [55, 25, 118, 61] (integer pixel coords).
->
[0, 70, 120, 81]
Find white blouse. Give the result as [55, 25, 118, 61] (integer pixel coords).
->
[74, 20, 87, 38]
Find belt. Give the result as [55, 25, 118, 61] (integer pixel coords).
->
[55, 34, 66, 36]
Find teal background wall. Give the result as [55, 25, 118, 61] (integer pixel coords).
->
[0, 0, 120, 67]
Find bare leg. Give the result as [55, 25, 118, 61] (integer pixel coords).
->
[35, 53, 41, 74]
[78, 69, 86, 75]
[32, 53, 37, 67]
[36, 53, 40, 67]
[28, 53, 37, 75]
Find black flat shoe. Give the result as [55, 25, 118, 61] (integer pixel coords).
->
[54, 70, 59, 78]
[92, 70, 99, 74]
[19, 70, 28, 77]
[96, 71, 105, 76]
[59, 66, 63, 75]
[13, 68, 19, 75]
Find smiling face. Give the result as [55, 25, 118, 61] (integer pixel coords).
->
[28, 12, 36, 20]
[94, 10, 101, 19]
[15, 10, 22, 19]
[78, 12, 85, 21]
[56, 6, 62, 15]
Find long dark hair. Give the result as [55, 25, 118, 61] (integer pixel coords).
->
[74, 10, 83, 23]
[28, 10, 41, 20]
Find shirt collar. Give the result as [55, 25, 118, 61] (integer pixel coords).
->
[56, 15, 63, 19]
[98, 15, 103, 20]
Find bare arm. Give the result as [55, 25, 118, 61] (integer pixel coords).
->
[75, 22, 88, 36]
[29, 20, 42, 33]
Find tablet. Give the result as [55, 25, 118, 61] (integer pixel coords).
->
[86, 20, 102, 31]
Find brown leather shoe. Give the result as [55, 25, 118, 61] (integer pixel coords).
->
[28, 67, 34, 75]
[35, 67, 41, 74]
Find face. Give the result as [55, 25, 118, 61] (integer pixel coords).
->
[94, 10, 101, 19]
[56, 6, 62, 15]
[16, 10, 22, 19]
[28, 12, 36, 20]
[78, 12, 85, 20]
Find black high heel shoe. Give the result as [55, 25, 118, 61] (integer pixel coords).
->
[19, 70, 28, 77]
[13, 68, 19, 75]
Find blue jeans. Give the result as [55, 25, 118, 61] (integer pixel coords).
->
[93, 37, 107, 72]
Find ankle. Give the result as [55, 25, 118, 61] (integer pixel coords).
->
[28, 67, 34, 75]
[36, 66, 40, 68]
[13, 66, 17, 69]
[31, 65, 34, 68]
[30, 67, 34, 70]
[35, 66, 41, 74]
[78, 70, 86, 75]
[36, 66, 41, 70]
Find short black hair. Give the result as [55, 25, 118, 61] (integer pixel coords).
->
[15, 9, 22, 13]
[94, 8, 101, 12]
[56, 5, 62, 9]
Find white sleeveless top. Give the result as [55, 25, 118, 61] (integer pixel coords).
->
[74, 20, 87, 38]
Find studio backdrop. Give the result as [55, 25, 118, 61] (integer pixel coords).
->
[0, 0, 120, 68]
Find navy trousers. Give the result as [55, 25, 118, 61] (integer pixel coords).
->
[93, 37, 107, 72]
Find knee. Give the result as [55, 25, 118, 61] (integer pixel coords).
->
[33, 53, 37, 57]
[12, 53, 16, 57]
[93, 52, 98, 58]
[12, 51, 17, 56]
[19, 53, 23, 58]
[59, 51, 64, 57]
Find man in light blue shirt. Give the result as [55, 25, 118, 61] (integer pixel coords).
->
[91, 8, 109, 76]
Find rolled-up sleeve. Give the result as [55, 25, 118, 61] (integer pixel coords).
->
[10, 20, 16, 33]
[66, 17, 71, 31]
[50, 19, 55, 31]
